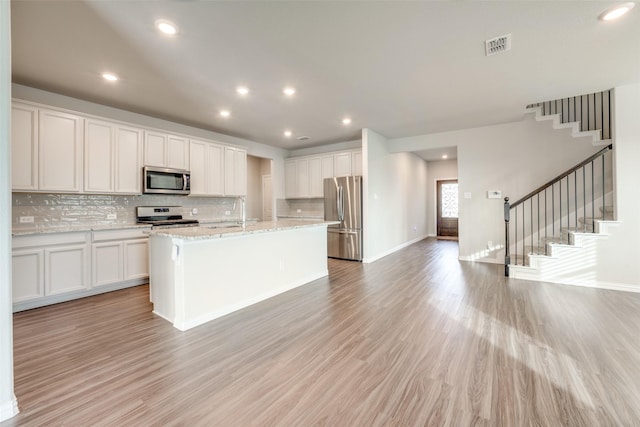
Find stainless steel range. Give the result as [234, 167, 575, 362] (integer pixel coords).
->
[136, 206, 199, 228]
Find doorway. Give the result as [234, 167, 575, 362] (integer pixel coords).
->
[437, 179, 458, 239]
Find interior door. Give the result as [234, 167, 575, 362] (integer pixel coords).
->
[437, 179, 459, 238]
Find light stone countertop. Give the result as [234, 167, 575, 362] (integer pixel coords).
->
[149, 219, 339, 241]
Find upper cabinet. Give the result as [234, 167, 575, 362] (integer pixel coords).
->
[224, 146, 247, 196]
[84, 119, 143, 194]
[11, 103, 39, 191]
[144, 131, 189, 170]
[189, 139, 224, 197]
[285, 149, 362, 199]
[12, 103, 84, 193]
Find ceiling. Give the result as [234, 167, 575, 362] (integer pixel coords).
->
[10, 1, 640, 152]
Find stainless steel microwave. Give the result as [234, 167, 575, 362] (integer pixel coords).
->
[143, 166, 191, 195]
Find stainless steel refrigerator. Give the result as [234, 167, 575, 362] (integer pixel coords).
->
[324, 176, 363, 261]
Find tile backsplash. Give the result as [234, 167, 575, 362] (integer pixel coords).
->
[276, 198, 325, 218]
[12, 193, 242, 230]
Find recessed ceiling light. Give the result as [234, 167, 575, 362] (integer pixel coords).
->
[236, 86, 249, 95]
[342, 118, 352, 125]
[156, 19, 178, 35]
[442, 154, 448, 159]
[219, 110, 231, 118]
[284, 130, 292, 137]
[283, 87, 296, 96]
[102, 72, 118, 82]
[599, 2, 635, 21]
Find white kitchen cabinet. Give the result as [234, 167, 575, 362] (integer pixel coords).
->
[308, 157, 323, 198]
[91, 228, 150, 287]
[85, 119, 143, 194]
[92, 242, 123, 287]
[297, 158, 310, 198]
[11, 103, 39, 191]
[224, 146, 247, 196]
[189, 139, 224, 196]
[12, 232, 90, 305]
[321, 155, 334, 180]
[12, 248, 44, 302]
[285, 159, 297, 199]
[144, 131, 189, 170]
[333, 151, 352, 177]
[124, 239, 149, 280]
[351, 149, 363, 176]
[38, 108, 84, 192]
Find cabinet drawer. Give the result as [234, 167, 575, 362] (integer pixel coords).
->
[92, 227, 151, 242]
[13, 232, 89, 249]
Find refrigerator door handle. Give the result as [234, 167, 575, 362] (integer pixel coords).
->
[337, 185, 344, 221]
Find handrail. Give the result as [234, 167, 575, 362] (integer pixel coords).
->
[510, 144, 612, 209]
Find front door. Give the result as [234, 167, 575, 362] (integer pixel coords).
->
[437, 179, 459, 238]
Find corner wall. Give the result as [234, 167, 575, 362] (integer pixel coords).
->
[593, 84, 640, 289]
[1, 1, 18, 421]
[363, 128, 428, 263]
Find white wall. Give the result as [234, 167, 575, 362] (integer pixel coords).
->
[426, 159, 458, 237]
[390, 114, 600, 263]
[11, 84, 289, 199]
[1, 2, 18, 422]
[593, 84, 640, 288]
[363, 129, 428, 263]
[246, 155, 262, 220]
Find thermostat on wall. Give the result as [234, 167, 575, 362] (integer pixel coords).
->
[487, 190, 502, 199]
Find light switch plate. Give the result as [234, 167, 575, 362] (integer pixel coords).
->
[19, 216, 34, 223]
[107, 213, 117, 220]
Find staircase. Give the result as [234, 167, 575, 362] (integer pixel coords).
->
[505, 90, 618, 287]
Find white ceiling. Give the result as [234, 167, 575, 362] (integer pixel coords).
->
[10, 1, 640, 152]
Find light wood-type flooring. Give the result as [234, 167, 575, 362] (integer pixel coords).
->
[4, 238, 640, 426]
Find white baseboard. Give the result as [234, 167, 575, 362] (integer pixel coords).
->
[458, 256, 503, 265]
[363, 235, 429, 264]
[0, 396, 19, 422]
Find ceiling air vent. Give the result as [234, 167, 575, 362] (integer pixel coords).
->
[296, 136, 310, 141]
[485, 34, 512, 56]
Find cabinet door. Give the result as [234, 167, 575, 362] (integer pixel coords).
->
[144, 131, 167, 167]
[167, 135, 189, 169]
[124, 239, 149, 280]
[115, 126, 143, 194]
[321, 155, 334, 180]
[45, 244, 89, 295]
[234, 148, 247, 196]
[285, 160, 297, 198]
[308, 157, 323, 198]
[351, 150, 363, 176]
[92, 242, 123, 287]
[333, 152, 352, 177]
[11, 103, 39, 191]
[208, 143, 224, 196]
[39, 109, 83, 192]
[84, 119, 114, 193]
[297, 158, 310, 198]
[12, 248, 44, 302]
[189, 140, 208, 196]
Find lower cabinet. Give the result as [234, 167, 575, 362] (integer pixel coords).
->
[12, 227, 150, 311]
[12, 232, 90, 306]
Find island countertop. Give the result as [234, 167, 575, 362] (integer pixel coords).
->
[149, 219, 339, 240]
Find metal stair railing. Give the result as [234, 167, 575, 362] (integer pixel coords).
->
[504, 144, 613, 277]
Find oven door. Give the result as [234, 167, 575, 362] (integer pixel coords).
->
[143, 166, 190, 195]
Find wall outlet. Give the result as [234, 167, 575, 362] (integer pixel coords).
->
[296, 209, 302, 213]
[107, 213, 117, 220]
[19, 216, 34, 224]
[225, 211, 231, 216]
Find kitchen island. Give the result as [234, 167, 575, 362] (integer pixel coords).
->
[148, 220, 336, 331]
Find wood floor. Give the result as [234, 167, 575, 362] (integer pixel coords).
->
[4, 238, 640, 426]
